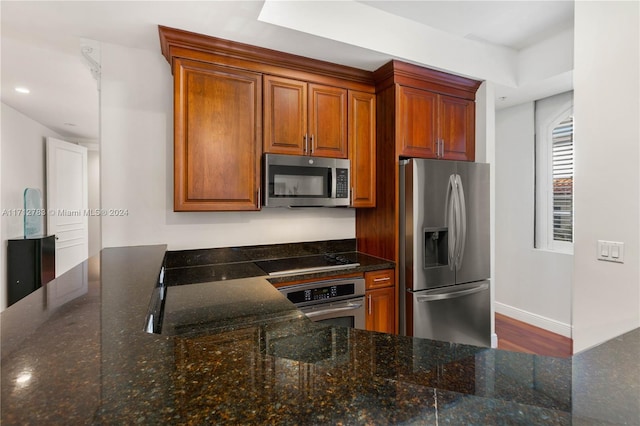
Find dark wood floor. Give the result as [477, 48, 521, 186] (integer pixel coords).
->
[495, 313, 573, 358]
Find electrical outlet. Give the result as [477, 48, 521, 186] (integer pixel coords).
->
[597, 240, 624, 263]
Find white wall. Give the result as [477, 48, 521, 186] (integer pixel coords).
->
[495, 102, 573, 337]
[572, 1, 640, 352]
[99, 42, 355, 251]
[0, 104, 2, 312]
[0, 103, 61, 310]
[475, 81, 497, 345]
[0, 104, 101, 311]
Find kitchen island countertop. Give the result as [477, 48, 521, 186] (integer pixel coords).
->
[1, 245, 638, 424]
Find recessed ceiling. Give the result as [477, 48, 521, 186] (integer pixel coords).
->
[0, 1, 574, 141]
[360, 1, 574, 50]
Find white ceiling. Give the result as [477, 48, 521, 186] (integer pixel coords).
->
[0, 1, 574, 141]
[361, 1, 574, 50]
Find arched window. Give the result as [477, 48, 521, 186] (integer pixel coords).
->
[535, 91, 574, 253]
[550, 116, 574, 243]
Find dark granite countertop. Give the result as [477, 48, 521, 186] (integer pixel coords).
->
[162, 239, 395, 286]
[1, 245, 638, 424]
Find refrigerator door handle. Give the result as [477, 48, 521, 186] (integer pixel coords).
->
[453, 175, 462, 270]
[445, 175, 457, 271]
[455, 174, 467, 270]
[414, 282, 489, 303]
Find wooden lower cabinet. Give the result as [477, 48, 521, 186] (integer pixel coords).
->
[365, 287, 395, 334]
[365, 269, 395, 334]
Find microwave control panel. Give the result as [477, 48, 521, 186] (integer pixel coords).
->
[336, 169, 349, 198]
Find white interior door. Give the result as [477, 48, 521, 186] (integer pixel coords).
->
[46, 137, 88, 277]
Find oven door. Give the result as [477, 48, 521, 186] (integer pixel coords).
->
[299, 296, 366, 330]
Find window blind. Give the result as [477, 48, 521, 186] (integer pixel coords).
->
[551, 116, 574, 242]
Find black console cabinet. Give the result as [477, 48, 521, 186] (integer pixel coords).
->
[7, 236, 55, 306]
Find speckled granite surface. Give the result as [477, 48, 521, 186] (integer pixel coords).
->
[1, 245, 638, 424]
[163, 238, 394, 286]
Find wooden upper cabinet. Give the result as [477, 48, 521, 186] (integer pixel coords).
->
[397, 86, 476, 161]
[308, 84, 348, 158]
[349, 90, 376, 207]
[397, 85, 438, 158]
[373, 60, 480, 162]
[440, 95, 475, 162]
[264, 76, 347, 158]
[159, 26, 376, 211]
[174, 59, 262, 211]
[263, 75, 307, 155]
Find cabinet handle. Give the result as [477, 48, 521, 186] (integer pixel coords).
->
[304, 134, 308, 154]
[373, 277, 390, 282]
[368, 294, 372, 314]
[310, 135, 314, 154]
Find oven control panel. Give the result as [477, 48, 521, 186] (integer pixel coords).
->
[286, 283, 355, 304]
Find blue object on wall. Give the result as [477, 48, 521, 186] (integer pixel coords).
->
[24, 188, 44, 237]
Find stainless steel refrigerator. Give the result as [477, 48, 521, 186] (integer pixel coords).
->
[399, 158, 491, 347]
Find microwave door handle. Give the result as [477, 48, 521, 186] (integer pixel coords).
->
[330, 167, 337, 199]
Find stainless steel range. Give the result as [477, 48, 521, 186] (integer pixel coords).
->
[277, 277, 366, 330]
[255, 254, 365, 329]
[255, 253, 360, 276]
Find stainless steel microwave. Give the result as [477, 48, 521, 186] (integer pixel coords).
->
[263, 153, 350, 207]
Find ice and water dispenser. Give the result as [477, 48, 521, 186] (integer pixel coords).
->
[423, 227, 448, 268]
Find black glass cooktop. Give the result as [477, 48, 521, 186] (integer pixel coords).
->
[255, 253, 360, 276]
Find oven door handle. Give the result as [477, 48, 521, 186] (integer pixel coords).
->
[303, 303, 363, 318]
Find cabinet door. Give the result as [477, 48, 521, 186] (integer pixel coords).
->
[439, 95, 475, 162]
[397, 85, 438, 158]
[348, 91, 376, 207]
[174, 59, 262, 211]
[264, 75, 307, 155]
[366, 287, 395, 334]
[308, 84, 348, 158]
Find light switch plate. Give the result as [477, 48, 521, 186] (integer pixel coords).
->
[597, 240, 624, 263]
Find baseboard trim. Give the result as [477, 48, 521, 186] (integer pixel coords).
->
[494, 302, 572, 338]
[491, 332, 498, 348]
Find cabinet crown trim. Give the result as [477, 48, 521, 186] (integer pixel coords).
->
[159, 25, 375, 88]
[374, 59, 482, 100]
